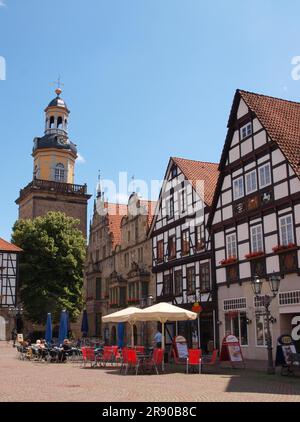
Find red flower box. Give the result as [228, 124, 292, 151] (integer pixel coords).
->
[219, 256, 237, 266]
[272, 243, 297, 253]
[245, 251, 265, 259]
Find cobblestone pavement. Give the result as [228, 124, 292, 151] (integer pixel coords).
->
[1, 342, 300, 402]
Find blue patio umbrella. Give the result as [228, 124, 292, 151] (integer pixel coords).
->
[81, 309, 89, 337]
[117, 322, 125, 348]
[45, 313, 52, 345]
[58, 310, 68, 345]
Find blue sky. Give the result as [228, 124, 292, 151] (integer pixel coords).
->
[0, 0, 300, 240]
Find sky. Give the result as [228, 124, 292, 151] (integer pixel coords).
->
[1, 0, 300, 240]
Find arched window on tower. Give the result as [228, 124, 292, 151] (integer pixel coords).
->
[57, 116, 63, 129]
[49, 116, 55, 129]
[54, 163, 65, 182]
[64, 119, 68, 131]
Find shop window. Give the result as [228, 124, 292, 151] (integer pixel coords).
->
[225, 311, 248, 346]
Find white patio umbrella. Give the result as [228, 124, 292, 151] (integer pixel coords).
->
[102, 307, 143, 347]
[134, 302, 198, 370]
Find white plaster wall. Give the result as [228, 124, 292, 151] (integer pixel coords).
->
[237, 99, 248, 118]
[229, 146, 240, 163]
[273, 164, 287, 183]
[238, 242, 249, 260]
[266, 255, 279, 273]
[241, 138, 252, 156]
[215, 231, 225, 248]
[222, 175, 231, 190]
[237, 223, 249, 241]
[222, 205, 233, 220]
[253, 131, 266, 149]
[216, 267, 226, 283]
[253, 117, 262, 132]
[222, 190, 232, 206]
[231, 130, 239, 146]
[290, 177, 300, 195]
[272, 149, 285, 166]
[274, 181, 288, 200]
[265, 234, 278, 254]
[215, 249, 225, 265]
[239, 262, 251, 279]
[263, 214, 277, 233]
[213, 210, 221, 224]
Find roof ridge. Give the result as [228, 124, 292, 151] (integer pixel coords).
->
[172, 156, 219, 166]
[239, 89, 300, 107]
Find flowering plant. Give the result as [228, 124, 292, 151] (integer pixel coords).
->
[272, 243, 297, 253]
[219, 256, 237, 265]
[245, 251, 265, 259]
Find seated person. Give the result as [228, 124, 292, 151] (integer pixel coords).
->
[58, 339, 72, 362]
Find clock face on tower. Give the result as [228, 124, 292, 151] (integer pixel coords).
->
[57, 136, 67, 146]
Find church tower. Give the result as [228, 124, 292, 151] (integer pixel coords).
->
[16, 86, 91, 235]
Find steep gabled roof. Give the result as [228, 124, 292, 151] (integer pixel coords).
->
[222, 89, 300, 177]
[105, 203, 128, 249]
[0, 237, 23, 253]
[172, 157, 219, 206]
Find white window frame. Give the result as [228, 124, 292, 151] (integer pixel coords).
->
[240, 122, 252, 140]
[226, 233, 237, 259]
[245, 170, 257, 195]
[279, 214, 294, 245]
[233, 176, 244, 200]
[54, 163, 65, 182]
[224, 311, 248, 347]
[250, 224, 263, 253]
[258, 162, 271, 188]
[255, 313, 269, 347]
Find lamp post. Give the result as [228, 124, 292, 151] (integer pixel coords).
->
[251, 273, 281, 374]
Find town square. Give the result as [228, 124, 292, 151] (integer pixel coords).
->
[0, 0, 300, 408]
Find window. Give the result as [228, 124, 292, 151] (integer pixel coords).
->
[245, 170, 257, 195]
[49, 115, 55, 129]
[168, 236, 176, 260]
[138, 247, 143, 263]
[180, 190, 186, 213]
[54, 163, 65, 182]
[95, 313, 101, 337]
[124, 252, 129, 268]
[167, 196, 174, 219]
[233, 176, 244, 200]
[171, 165, 177, 178]
[258, 163, 271, 188]
[255, 314, 268, 346]
[128, 231, 130, 241]
[195, 225, 205, 251]
[174, 270, 183, 295]
[186, 267, 196, 294]
[102, 246, 106, 259]
[240, 122, 252, 140]
[226, 233, 237, 258]
[200, 263, 210, 292]
[157, 240, 164, 262]
[57, 116, 63, 129]
[251, 224, 263, 252]
[225, 311, 248, 346]
[95, 277, 101, 300]
[279, 215, 294, 245]
[163, 274, 173, 296]
[181, 229, 190, 256]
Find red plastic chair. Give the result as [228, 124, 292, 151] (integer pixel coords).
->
[100, 347, 114, 367]
[186, 349, 202, 374]
[120, 347, 129, 374]
[135, 346, 145, 354]
[145, 348, 164, 374]
[126, 349, 141, 375]
[81, 347, 96, 368]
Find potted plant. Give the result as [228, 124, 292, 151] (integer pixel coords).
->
[245, 251, 265, 259]
[272, 243, 297, 253]
[219, 256, 238, 266]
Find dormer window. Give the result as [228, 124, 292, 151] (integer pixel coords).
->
[240, 122, 252, 140]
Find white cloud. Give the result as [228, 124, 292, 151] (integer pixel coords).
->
[0, 1, 6, 7]
[77, 153, 86, 164]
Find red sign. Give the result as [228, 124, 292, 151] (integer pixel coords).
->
[220, 335, 245, 367]
[192, 302, 202, 313]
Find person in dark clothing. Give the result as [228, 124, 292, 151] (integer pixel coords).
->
[11, 328, 17, 347]
[58, 339, 72, 362]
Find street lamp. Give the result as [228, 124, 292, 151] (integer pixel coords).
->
[8, 305, 24, 332]
[251, 272, 281, 375]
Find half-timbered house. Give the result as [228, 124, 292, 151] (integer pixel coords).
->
[150, 157, 219, 351]
[209, 90, 300, 359]
[0, 237, 22, 340]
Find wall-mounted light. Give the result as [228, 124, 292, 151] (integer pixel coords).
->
[216, 320, 222, 325]
[246, 318, 252, 325]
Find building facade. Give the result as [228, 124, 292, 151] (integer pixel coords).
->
[85, 192, 156, 345]
[15, 87, 91, 236]
[150, 157, 219, 351]
[0, 237, 22, 341]
[209, 90, 300, 359]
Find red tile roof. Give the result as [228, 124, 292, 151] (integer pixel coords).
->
[104, 203, 128, 249]
[238, 90, 300, 177]
[172, 157, 219, 206]
[0, 237, 23, 253]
